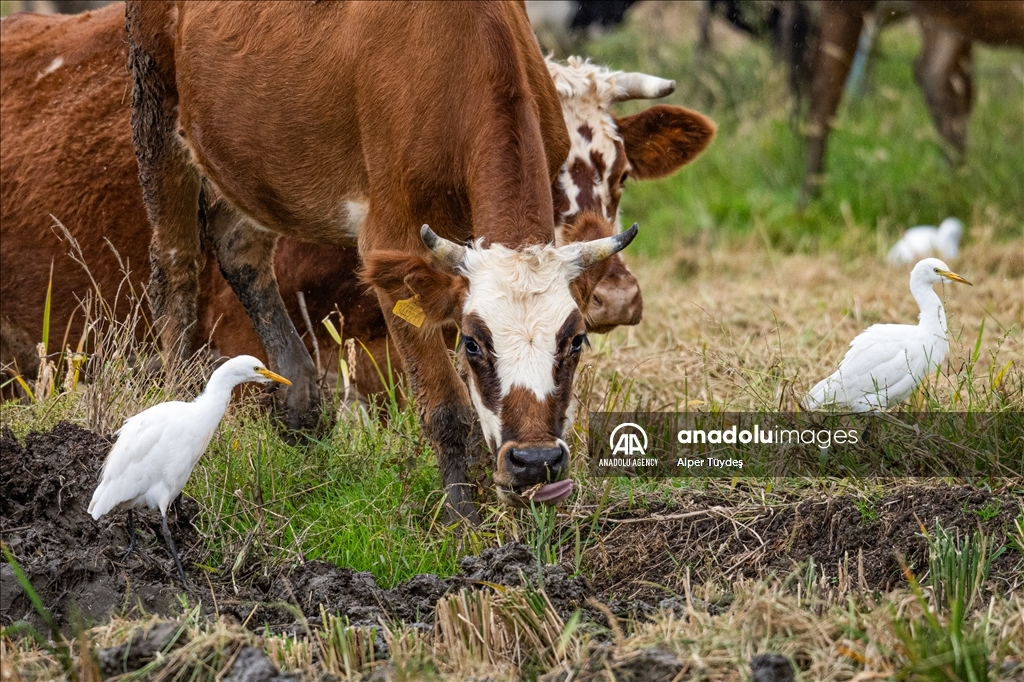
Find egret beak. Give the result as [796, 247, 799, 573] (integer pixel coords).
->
[256, 368, 292, 385]
[938, 270, 972, 286]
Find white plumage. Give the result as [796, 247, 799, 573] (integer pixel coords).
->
[88, 355, 291, 585]
[887, 217, 963, 265]
[802, 258, 971, 412]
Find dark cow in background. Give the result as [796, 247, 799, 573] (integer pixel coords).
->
[801, 0, 1024, 204]
[700, 1, 1024, 204]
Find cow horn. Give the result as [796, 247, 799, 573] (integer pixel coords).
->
[571, 223, 639, 268]
[420, 224, 466, 268]
[612, 73, 676, 101]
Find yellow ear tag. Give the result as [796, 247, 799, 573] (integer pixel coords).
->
[393, 296, 425, 328]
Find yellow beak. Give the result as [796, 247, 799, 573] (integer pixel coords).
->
[937, 269, 972, 286]
[256, 367, 292, 385]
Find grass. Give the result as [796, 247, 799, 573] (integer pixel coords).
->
[2, 3, 1024, 680]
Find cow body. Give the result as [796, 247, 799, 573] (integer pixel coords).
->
[127, 0, 637, 522]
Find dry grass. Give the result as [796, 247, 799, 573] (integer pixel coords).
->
[5, 574, 1021, 681]
[580, 229, 1024, 412]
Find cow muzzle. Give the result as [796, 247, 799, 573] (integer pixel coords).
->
[495, 440, 573, 505]
[587, 269, 643, 333]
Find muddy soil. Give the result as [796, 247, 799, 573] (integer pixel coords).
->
[0, 422, 591, 632]
[588, 484, 1023, 604]
[2, 422, 1021, 634]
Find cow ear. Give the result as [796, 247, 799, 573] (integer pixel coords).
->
[563, 212, 614, 307]
[362, 252, 466, 327]
[616, 105, 716, 180]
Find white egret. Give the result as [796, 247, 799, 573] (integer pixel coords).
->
[802, 258, 971, 412]
[887, 217, 963, 265]
[88, 355, 291, 585]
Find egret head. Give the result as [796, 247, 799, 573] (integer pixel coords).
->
[913, 258, 972, 286]
[214, 355, 293, 387]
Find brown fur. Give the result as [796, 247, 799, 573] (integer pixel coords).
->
[1, 5, 147, 383]
[616, 105, 718, 180]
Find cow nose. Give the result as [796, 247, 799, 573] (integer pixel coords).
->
[507, 445, 567, 483]
[588, 272, 642, 331]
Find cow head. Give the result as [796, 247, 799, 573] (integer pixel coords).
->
[364, 218, 636, 504]
[547, 57, 716, 332]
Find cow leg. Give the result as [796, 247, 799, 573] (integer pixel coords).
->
[801, 2, 870, 206]
[371, 297, 480, 525]
[915, 19, 973, 166]
[206, 200, 321, 431]
[127, 1, 204, 361]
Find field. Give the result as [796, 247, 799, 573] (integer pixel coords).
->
[2, 3, 1023, 681]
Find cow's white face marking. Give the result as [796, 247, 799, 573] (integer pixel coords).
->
[547, 57, 630, 233]
[459, 243, 582, 449]
[36, 57, 64, 82]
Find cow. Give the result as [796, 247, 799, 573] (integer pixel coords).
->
[199, 56, 716, 400]
[800, 0, 1024, 204]
[1, 2, 715, 522]
[125, 0, 705, 523]
[0, 4, 715, 398]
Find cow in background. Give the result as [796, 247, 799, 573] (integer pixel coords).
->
[801, 1, 1024, 204]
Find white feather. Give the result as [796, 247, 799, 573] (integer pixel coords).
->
[803, 258, 970, 411]
[88, 355, 290, 520]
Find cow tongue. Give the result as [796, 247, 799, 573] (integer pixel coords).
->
[523, 478, 573, 505]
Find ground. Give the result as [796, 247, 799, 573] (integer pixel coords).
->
[2, 2, 1023, 681]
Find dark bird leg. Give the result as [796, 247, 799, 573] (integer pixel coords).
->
[120, 509, 138, 561]
[160, 513, 189, 588]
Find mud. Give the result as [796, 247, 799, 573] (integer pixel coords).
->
[588, 484, 1022, 603]
[0, 422, 590, 632]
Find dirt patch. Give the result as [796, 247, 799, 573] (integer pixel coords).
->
[3, 421, 1019, 636]
[588, 485, 1022, 603]
[0, 422, 591, 632]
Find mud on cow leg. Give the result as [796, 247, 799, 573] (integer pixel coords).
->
[127, 0, 204, 361]
[425, 403, 483, 526]
[206, 201, 321, 432]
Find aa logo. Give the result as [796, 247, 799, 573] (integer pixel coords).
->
[609, 423, 648, 456]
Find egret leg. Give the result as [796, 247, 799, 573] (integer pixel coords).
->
[120, 509, 138, 561]
[160, 514, 189, 588]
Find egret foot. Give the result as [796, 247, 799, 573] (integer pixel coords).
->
[120, 509, 139, 561]
[160, 514, 189, 589]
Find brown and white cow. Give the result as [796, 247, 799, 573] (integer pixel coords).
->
[125, 0, 645, 522]
[201, 57, 716, 397]
[1, 2, 714, 522]
[547, 56, 715, 331]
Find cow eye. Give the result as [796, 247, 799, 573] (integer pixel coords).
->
[463, 337, 482, 358]
[570, 333, 588, 354]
